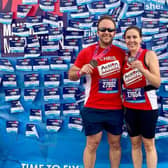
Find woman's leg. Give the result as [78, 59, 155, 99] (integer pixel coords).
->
[142, 137, 157, 168]
[130, 136, 143, 168]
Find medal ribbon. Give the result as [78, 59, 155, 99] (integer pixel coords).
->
[128, 48, 143, 60]
[92, 43, 113, 60]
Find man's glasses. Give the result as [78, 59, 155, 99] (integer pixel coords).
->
[98, 27, 116, 32]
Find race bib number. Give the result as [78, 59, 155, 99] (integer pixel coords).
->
[125, 88, 145, 103]
[99, 78, 118, 93]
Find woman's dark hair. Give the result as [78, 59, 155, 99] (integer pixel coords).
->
[97, 15, 116, 28]
[123, 25, 142, 38]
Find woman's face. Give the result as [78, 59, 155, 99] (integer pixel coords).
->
[124, 28, 142, 52]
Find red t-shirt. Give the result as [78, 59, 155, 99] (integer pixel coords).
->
[74, 43, 125, 110]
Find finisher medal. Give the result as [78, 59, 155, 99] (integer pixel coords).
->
[128, 57, 136, 64]
[90, 59, 98, 68]
[127, 48, 143, 64]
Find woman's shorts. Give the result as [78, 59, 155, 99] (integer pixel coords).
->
[80, 107, 124, 136]
[124, 107, 158, 139]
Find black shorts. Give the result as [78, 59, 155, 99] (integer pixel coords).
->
[124, 108, 158, 139]
[80, 107, 124, 136]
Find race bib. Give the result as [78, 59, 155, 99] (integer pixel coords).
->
[125, 88, 145, 103]
[99, 78, 118, 93]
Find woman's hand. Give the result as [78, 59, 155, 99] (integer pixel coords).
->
[130, 60, 144, 72]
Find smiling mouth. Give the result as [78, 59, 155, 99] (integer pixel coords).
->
[128, 44, 136, 47]
[104, 35, 111, 39]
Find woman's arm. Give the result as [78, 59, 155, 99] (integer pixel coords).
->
[131, 50, 161, 88]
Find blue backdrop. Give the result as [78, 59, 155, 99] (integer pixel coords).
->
[0, 0, 168, 168]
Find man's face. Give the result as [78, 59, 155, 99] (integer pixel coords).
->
[97, 19, 116, 48]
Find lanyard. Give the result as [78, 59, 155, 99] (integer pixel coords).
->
[93, 43, 113, 60]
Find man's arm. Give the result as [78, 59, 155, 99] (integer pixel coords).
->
[68, 64, 94, 81]
[68, 65, 81, 81]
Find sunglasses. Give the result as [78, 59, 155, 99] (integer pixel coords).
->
[98, 27, 116, 32]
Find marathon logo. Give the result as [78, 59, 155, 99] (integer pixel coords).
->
[123, 69, 142, 86]
[98, 60, 120, 77]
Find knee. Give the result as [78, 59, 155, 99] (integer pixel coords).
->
[109, 141, 121, 151]
[142, 137, 156, 152]
[86, 140, 100, 153]
[143, 141, 155, 152]
[131, 140, 142, 150]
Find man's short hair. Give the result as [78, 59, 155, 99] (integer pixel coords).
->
[97, 15, 116, 28]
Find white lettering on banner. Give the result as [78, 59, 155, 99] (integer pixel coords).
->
[46, 166, 52, 168]
[2, 21, 63, 37]
[149, 0, 166, 3]
[3, 24, 12, 36]
[21, 163, 60, 168]
[64, 166, 80, 168]
[84, 30, 96, 37]
[3, 23, 29, 37]
[21, 163, 81, 168]
[59, 39, 66, 49]
[145, 3, 164, 10]
[3, 38, 10, 53]
[1, 21, 64, 55]
[58, 20, 64, 28]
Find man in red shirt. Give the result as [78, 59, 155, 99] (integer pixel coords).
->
[68, 15, 125, 168]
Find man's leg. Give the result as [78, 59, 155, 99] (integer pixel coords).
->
[83, 131, 102, 168]
[107, 133, 121, 168]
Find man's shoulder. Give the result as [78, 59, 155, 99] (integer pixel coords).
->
[84, 44, 96, 50]
[112, 44, 124, 51]
[78, 44, 96, 58]
[80, 44, 96, 53]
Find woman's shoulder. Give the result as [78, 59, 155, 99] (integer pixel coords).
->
[145, 50, 157, 58]
[144, 49, 158, 66]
